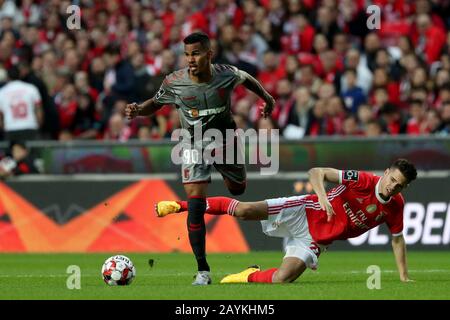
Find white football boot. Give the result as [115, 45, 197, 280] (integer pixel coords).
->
[192, 271, 212, 285]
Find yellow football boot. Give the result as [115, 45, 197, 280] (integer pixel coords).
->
[155, 201, 181, 217]
[220, 266, 260, 284]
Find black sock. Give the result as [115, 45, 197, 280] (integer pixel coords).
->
[187, 197, 210, 272]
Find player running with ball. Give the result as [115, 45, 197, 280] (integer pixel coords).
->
[156, 159, 417, 284]
[125, 32, 275, 285]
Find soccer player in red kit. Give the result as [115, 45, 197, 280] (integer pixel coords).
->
[156, 158, 417, 284]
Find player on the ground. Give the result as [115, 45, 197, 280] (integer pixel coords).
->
[156, 159, 417, 284]
[125, 32, 275, 285]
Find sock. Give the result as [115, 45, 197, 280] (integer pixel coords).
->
[177, 200, 188, 211]
[187, 197, 210, 272]
[248, 268, 278, 283]
[207, 197, 240, 215]
[178, 197, 239, 215]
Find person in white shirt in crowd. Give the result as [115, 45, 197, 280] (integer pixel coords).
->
[0, 66, 43, 141]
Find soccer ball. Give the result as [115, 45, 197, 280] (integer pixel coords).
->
[102, 255, 136, 286]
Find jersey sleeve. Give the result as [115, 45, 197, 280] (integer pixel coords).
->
[338, 170, 373, 191]
[153, 77, 176, 105]
[227, 65, 248, 86]
[385, 196, 405, 236]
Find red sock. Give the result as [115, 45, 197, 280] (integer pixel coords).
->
[206, 196, 239, 215]
[248, 268, 278, 283]
[176, 201, 188, 211]
[177, 197, 239, 215]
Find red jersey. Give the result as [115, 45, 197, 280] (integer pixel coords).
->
[304, 171, 404, 245]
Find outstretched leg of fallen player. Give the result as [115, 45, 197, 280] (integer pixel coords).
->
[157, 196, 268, 220]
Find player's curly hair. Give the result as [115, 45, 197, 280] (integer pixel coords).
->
[391, 159, 417, 184]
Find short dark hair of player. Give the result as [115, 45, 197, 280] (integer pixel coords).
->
[183, 32, 211, 51]
[390, 159, 417, 184]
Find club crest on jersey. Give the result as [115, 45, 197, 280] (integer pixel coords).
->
[189, 108, 199, 118]
[343, 170, 359, 181]
[366, 204, 377, 214]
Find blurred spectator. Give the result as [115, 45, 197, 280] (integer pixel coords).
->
[0, 0, 448, 141]
[314, 5, 340, 45]
[101, 43, 136, 124]
[283, 87, 314, 139]
[365, 119, 384, 137]
[412, 14, 446, 65]
[357, 103, 375, 131]
[0, 141, 39, 178]
[342, 114, 363, 136]
[18, 59, 59, 139]
[379, 103, 405, 135]
[424, 109, 443, 134]
[439, 101, 450, 135]
[405, 99, 428, 135]
[70, 93, 101, 140]
[103, 112, 131, 142]
[54, 83, 78, 133]
[305, 99, 335, 136]
[0, 66, 42, 141]
[341, 68, 366, 114]
[338, 48, 373, 95]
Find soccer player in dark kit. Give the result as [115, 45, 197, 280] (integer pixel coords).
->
[125, 32, 275, 285]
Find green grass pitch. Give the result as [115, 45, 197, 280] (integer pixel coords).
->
[0, 251, 449, 300]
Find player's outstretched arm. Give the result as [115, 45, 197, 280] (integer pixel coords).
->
[392, 234, 414, 282]
[241, 73, 275, 118]
[308, 168, 340, 221]
[125, 98, 162, 120]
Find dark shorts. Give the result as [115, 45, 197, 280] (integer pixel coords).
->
[181, 134, 246, 185]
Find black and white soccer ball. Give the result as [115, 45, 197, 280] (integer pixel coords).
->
[102, 255, 136, 286]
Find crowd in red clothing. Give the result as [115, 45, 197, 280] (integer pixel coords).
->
[0, 0, 449, 142]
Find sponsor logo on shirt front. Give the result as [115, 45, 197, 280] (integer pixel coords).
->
[343, 202, 370, 230]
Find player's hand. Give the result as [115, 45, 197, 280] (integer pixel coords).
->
[125, 102, 140, 120]
[318, 196, 335, 222]
[260, 95, 275, 118]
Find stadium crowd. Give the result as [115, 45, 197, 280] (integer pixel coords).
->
[0, 0, 450, 142]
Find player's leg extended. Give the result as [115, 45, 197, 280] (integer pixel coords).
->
[220, 257, 307, 284]
[220, 257, 306, 283]
[157, 197, 268, 220]
[184, 182, 211, 284]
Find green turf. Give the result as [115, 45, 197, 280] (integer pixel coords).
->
[0, 251, 449, 300]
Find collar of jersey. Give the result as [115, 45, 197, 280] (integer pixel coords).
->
[375, 177, 391, 204]
[187, 66, 216, 85]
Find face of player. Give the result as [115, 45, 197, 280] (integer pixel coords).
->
[184, 42, 212, 76]
[380, 168, 409, 198]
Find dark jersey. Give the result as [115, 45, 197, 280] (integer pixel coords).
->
[154, 64, 247, 134]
